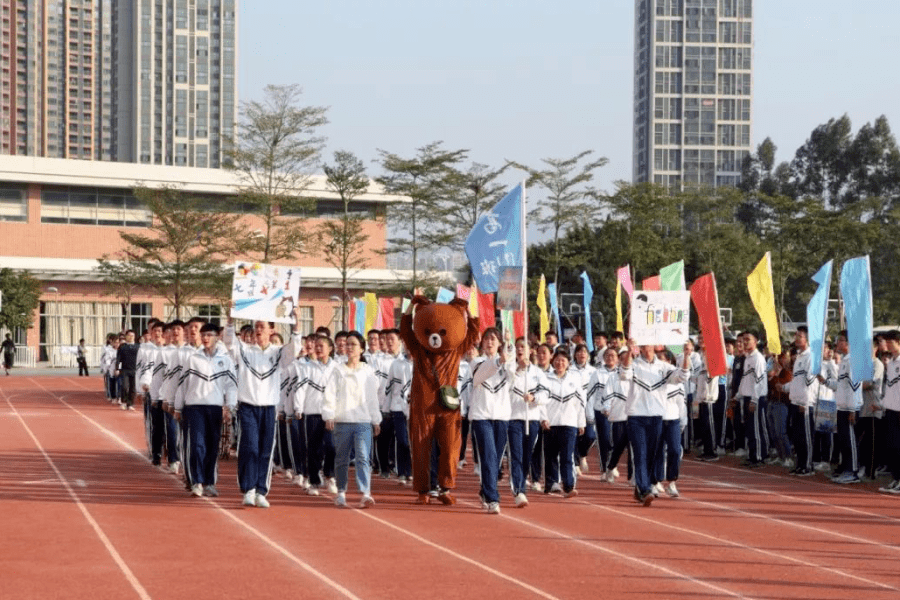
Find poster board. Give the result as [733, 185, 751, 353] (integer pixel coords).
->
[629, 290, 691, 346]
[230, 262, 301, 324]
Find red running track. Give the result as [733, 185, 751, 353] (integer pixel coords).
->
[3, 375, 900, 599]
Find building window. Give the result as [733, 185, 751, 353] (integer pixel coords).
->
[41, 187, 151, 226]
[0, 187, 26, 222]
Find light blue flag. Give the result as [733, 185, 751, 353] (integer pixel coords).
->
[840, 256, 874, 384]
[435, 287, 454, 304]
[547, 282, 563, 343]
[806, 260, 832, 377]
[464, 184, 523, 293]
[581, 272, 594, 352]
[354, 299, 366, 333]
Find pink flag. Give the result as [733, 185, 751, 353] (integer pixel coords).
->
[616, 266, 634, 298]
[642, 276, 661, 291]
[456, 283, 471, 301]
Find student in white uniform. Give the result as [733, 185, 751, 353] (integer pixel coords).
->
[294, 335, 339, 496]
[508, 337, 549, 507]
[571, 344, 597, 473]
[542, 347, 586, 498]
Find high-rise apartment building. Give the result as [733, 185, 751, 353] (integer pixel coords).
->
[633, 0, 753, 189]
[0, 0, 235, 168]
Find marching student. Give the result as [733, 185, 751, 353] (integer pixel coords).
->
[324, 331, 381, 508]
[790, 326, 818, 476]
[602, 348, 630, 484]
[174, 323, 237, 497]
[223, 307, 301, 508]
[859, 339, 884, 481]
[821, 331, 861, 483]
[586, 347, 616, 477]
[728, 335, 747, 455]
[529, 343, 554, 490]
[878, 330, 900, 493]
[738, 331, 768, 468]
[458, 345, 478, 469]
[374, 328, 403, 479]
[100, 334, 118, 401]
[508, 337, 549, 507]
[469, 328, 514, 514]
[693, 336, 721, 462]
[572, 344, 597, 474]
[388, 345, 413, 485]
[294, 334, 339, 496]
[115, 330, 140, 411]
[542, 347, 586, 499]
[654, 349, 686, 498]
[138, 321, 164, 461]
[280, 349, 309, 489]
[333, 331, 349, 364]
[619, 339, 691, 506]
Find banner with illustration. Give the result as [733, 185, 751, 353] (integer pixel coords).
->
[629, 290, 691, 347]
[230, 262, 301, 324]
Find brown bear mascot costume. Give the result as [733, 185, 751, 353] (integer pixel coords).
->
[400, 295, 479, 505]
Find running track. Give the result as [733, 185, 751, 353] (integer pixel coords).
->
[3, 375, 900, 599]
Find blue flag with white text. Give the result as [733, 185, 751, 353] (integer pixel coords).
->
[840, 256, 874, 384]
[581, 272, 594, 352]
[465, 184, 523, 293]
[547, 282, 562, 343]
[806, 260, 832, 377]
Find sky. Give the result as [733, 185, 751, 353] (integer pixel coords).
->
[237, 0, 900, 205]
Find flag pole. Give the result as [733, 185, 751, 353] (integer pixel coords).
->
[521, 180, 530, 437]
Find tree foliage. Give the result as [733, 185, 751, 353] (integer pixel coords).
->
[0, 269, 41, 332]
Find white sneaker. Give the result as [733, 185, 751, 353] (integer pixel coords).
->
[486, 502, 501, 515]
[255, 494, 270, 508]
[652, 482, 664, 497]
[458, 459, 467, 469]
[606, 471, 616, 484]
[398, 476, 411, 486]
[575, 466, 582, 476]
[782, 458, 795, 469]
[878, 480, 900, 493]
[579, 457, 589, 473]
[473, 463, 481, 477]
[734, 448, 748, 458]
[814, 462, 829, 472]
[120, 404, 128, 411]
[514, 493, 528, 508]
[358, 495, 375, 509]
[191, 483, 203, 497]
[334, 492, 347, 508]
[168, 461, 180, 474]
[242, 490, 256, 506]
[666, 482, 679, 497]
[326, 478, 338, 495]
[611, 467, 620, 478]
[531, 481, 543, 492]
[550, 482, 563, 493]
[203, 485, 219, 497]
[284, 469, 295, 481]
[307, 486, 320, 496]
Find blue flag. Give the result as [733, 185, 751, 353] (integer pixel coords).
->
[465, 184, 523, 293]
[547, 282, 562, 343]
[354, 298, 366, 334]
[435, 287, 454, 304]
[581, 272, 594, 352]
[840, 256, 874, 384]
[806, 260, 832, 377]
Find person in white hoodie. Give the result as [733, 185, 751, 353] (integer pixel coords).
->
[174, 323, 237, 498]
[324, 331, 381, 508]
[508, 337, 549, 508]
[469, 328, 513, 515]
[738, 331, 769, 468]
[820, 330, 862, 484]
[388, 347, 413, 485]
[619, 339, 691, 506]
[542, 347, 586, 498]
[294, 335, 339, 496]
[789, 326, 818, 476]
[223, 307, 301, 508]
[572, 344, 597, 474]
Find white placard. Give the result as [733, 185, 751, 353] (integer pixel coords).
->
[630, 290, 691, 346]
[230, 262, 301, 324]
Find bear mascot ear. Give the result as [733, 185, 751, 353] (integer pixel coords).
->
[448, 297, 480, 353]
[411, 295, 432, 309]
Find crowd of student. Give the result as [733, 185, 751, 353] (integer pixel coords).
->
[96, 312, 900, 512]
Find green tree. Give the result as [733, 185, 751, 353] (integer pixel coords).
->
[0, 268, 41, 332]
[511, 150, 607, 287]
[376, 142, 467, 290]
[99, 187, 246, 319]
[432, 162, 510, 253]
[226, 84, 329, 261]
[319, 150, 371, 328]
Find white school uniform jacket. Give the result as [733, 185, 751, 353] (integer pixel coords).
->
[159, 343, 201, 404]
[136, 342, 157, 391]
[738, 349, 768, 402]
[789, 348, 818, 408]
[603, 371, 628, 423]
[374, 352, 402, 413]
[619, 356, 690, 418]
[824, 355, 862, 411]
[322, 362, 381, 425]
[509, 364, 549, 422]
[144, 344, 170, 400]
[469, 354, 515, 422]
[387, 355, 413, 416]
[881, 356, 900, 412]
[817, 359, 837, 402]
[458, 360, 473, 417]
[664, 381, 685, 425]
[693, 354, 718, 405]
[278, 359, 305, 417]
[295, 358, 338, 416]
[543, 369, 587, 428]
[571, 363, 596, 398]
[100, 344, 117, 377]
[173, 347, 238, 411]
[223, 326, 300, 408]
[678, 352, 702, 398]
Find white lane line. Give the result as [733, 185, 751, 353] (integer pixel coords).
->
[575, 483, 900, 593]
[27, 378, 362, 600]
[1, 388, 152, 600]
[39, 379, 562, 599]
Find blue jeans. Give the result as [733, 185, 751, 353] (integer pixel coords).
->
[627, 415, 662, 497]
[391, 412, 412, 478]
[594, 411, 612, 471]
[333, 422, 374, 495]
[768, 402, 792, 460]
[471, 419, 509, 503]
[507, 420, 540, 496]
[543, 425, 577, 493]
[655, 418, 682, 483]
[237, 403, 276, 495]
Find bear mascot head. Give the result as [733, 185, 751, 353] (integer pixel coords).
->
[399, 295, 479, 505]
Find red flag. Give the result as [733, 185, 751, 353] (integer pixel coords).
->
[690, 272, 727, 378]
[456, 284, 471, 300]
[642, 276, 661, 291]
[616, 266, 634, 298]
[379, 298, 395, 329]
[513, 311, 525, 339]
[347, 301, 356, 331]
[477, 292, 496, 331]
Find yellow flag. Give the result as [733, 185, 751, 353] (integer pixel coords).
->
[747, 252, 782, 355]
[468, 281, 479, 317]
[364, 292, 378, 333]
[615, 281, 623, 333]
[536, 275, 549, 343]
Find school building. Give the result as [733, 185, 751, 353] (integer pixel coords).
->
[0, 155, 409, 367]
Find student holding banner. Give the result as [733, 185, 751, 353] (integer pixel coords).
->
[224, 306, 302, 508]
